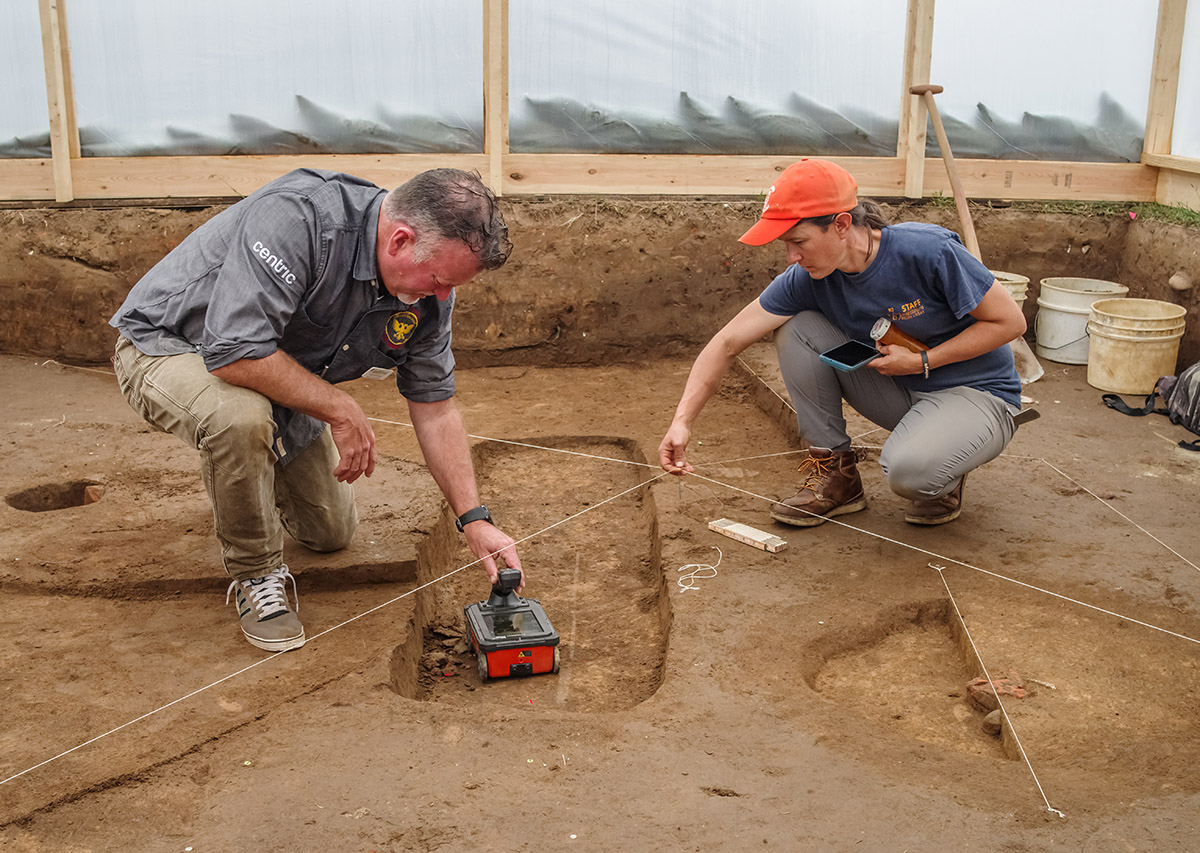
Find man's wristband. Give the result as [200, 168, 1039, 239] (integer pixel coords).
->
[920, 350, 930, 379]
[455, 505, 493, 531]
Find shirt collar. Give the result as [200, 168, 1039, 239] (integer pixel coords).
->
[354, 192, 386, 284]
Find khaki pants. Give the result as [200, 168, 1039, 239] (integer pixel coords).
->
[774, 312, 1017, 500]
[113, 336, 356, 580]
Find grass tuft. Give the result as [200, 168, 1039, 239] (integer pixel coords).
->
[1006, 199, 1200, 228]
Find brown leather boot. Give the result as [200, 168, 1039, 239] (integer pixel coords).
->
[905, 475, 966, 525]
[770, 448, 867, 527]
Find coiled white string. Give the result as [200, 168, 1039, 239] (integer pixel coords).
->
[677, 546, 722, 592]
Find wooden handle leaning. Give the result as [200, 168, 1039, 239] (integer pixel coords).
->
[910, 84, 981, 261]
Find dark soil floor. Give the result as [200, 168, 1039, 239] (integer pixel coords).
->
[3, 346, 1200, 852]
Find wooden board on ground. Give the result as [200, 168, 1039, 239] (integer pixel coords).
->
[707, 518, 788, 553]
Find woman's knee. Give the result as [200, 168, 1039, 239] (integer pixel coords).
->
[880, 446, 947, 500]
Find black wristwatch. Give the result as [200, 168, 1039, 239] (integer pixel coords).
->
[455, 504, 493, 532]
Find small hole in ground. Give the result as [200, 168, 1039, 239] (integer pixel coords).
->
[6, 480, 105, 512]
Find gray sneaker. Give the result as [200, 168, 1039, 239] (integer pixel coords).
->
[226, 565, 306, 652]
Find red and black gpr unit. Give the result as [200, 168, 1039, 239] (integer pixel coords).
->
[464, 568, 560, 681]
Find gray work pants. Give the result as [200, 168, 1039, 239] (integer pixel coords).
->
[774, 312, 1017, 500]
[113, 336, 357, 580]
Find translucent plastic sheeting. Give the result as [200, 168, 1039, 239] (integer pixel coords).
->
[0, 0, 483, 158]
[1174, 7, 1200, 158]
[928, 1, 1156, 163]
[0, 1, 50, 158]
[0, 1, 1181, 164]
[508, 0, 907, 156]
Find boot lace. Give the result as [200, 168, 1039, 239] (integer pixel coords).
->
[226, 565, 299, 619]
[796, 455, 836, 493]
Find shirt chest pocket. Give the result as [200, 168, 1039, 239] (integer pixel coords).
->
[320, 309, 413, 383]
[279, 303, 339, 373]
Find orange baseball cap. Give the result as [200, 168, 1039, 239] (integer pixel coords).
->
[739, 159, 859, 246]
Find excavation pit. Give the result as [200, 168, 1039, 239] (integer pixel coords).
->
[391, 435, 671, 712]
[809, 599, 1011, 760]
[5, 480, 105, 512]
[801, 585, 1200, 805]
[1, 199, 1200, 847]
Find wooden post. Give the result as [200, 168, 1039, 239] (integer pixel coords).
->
[898, 0, 936, 198]
[1145, 0, 1188, 203]
[38, 0, 78, 202]
[56, 0, 80, 159]
[483, 0, 509, 196]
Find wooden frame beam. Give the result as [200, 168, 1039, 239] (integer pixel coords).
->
[3, 0, 1194, 207]
[37, 0, 78, 202]
[1145, 0, 1190, 205]
[483, 0, 510, 196]
[898, 0, 936, 198]
[0, 154, 1157, 203]
[1144, 0, 1187, 157]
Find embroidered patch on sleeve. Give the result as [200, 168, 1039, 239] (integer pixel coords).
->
[384, 310, 419, 348]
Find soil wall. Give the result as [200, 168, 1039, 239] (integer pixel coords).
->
[2, 199, 1197, 368]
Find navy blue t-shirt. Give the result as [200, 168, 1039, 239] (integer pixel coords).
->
[758, 222, 1020, 407]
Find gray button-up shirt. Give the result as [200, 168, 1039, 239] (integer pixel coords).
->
[110, 168, 456, 461]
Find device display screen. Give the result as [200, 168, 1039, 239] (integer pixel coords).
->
[819, 340, 881, 371]
[486, 611, 541, 637]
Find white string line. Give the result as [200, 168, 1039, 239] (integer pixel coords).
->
[690, 444, 1200, 591]
[804, 444, 1198, 573]
[22, 368, 670, 474]
[305, 470, 666, 646]
[1037, 459, 1199, 574]
[932, 564, 1065, 819]
[378, 410, 1198, 579]
[703, 427, 887, 467]
[37, 359, 116, 377]
[730, 352, 1191, 555]
[37, 357, 1192, 566]
[12, 365, 1191, 777]
[47, 356, 1192, 571]
[737, 354, 796, 414]
[682, 470, 1200, 647]
[724, 347, 1195, 573]
[367, 416, 661, 470]
[1, 471, 665, 787]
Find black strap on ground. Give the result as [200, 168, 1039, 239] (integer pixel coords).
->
[1101, 392, 1161, 417]
[1102, 392, 1200, 452]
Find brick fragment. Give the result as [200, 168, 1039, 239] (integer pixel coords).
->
[967, 668, 1027, 713]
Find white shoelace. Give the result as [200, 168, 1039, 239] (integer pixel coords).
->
[225, 565, 299, 618]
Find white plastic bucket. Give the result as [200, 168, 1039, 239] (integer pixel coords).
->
[1034, 277, 1129, 364]
[992, 270, 1029, 311]
[1086, 298, 1187, 394]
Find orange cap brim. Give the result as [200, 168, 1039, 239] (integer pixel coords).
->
[738, 216, 799, 246]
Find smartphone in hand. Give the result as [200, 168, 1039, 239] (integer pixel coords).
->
[818, 340, 881, 372]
